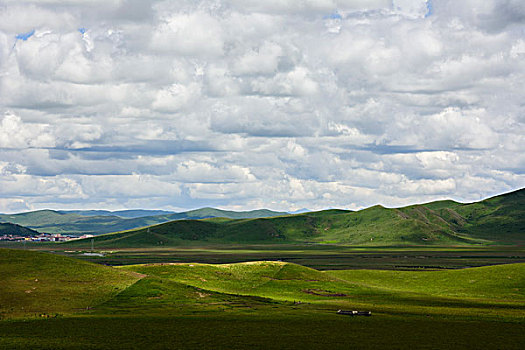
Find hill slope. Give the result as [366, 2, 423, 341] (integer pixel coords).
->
[65, 188, 524, 247]
[0, 223, 40, 237]
[0, 249, 141, 318]
[0, 208, 287, 235]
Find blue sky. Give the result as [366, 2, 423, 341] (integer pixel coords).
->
[425, 0, 433, 17]
[15, 29, 35, 41]
[0, 0, 524, 213]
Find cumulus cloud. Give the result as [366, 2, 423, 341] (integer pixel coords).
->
[0, 112, 55, 148]
[0, 0, 523, 212]
[150, 12, 224, 56]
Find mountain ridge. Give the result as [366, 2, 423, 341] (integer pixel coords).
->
[58, 209, 176, 218]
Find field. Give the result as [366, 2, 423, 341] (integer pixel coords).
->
[1, 248, 524, 349]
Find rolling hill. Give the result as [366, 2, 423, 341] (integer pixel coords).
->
[0, 249, 140, 318]
[0, 223, 40, 237]
[65, 188, 524, 247]
[0, 208, 288, 235]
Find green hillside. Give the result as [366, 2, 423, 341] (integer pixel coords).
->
[329, 263, 525, 301]
[64, 188, 524, 248]
[452, 189, 525, 242]
[0, 249, 141, 318]
[0, 223, 40, 236]
[0, 208, 287, 235]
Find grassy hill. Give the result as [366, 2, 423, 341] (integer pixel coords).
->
[0, 208, 287, 235]
[64, 188, 524, 248]
[0, 249, 141, 318]
[0, 223, 40, 237]
[452, 188, 525, 242]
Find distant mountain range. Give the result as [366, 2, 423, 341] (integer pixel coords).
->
[0, 208, 288, 235]
[63, 188, 524, 247]
[288, 208, 311, 214]
[58, 209, 176, 218]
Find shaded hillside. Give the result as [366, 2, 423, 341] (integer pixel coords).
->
[0, 208, 287, 235]
[0, 223, 40, 237]
[65, 189, 524, 247]
[453, 188, 525, 243]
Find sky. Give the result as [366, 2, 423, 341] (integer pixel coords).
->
[0, 0, 524, 213]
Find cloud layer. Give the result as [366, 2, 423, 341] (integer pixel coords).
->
[0, 0, 524, 212]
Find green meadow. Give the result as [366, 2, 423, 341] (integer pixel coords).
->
[1, 248, 524, 349]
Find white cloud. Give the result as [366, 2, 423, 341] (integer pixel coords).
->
[0, 0, 523, 212]
[225, 0, 391, 14]
[150, 12, 224, 56]
[392, 0, 430, 18]
[152, 83, 201, 113]
[0, 112, 55, 148]
[78, 174, 182, 199]
[383, 107, 499, 150]
[174, 160, 256, 183]
[0, 172, 85, 198]
[251, 67, 319, 96]
[233, 42, 283, 75]
[0, 5, 77, 33]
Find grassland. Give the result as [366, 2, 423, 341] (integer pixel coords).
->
[1, 248, 524, 349]
[3, 314, 524, 350]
